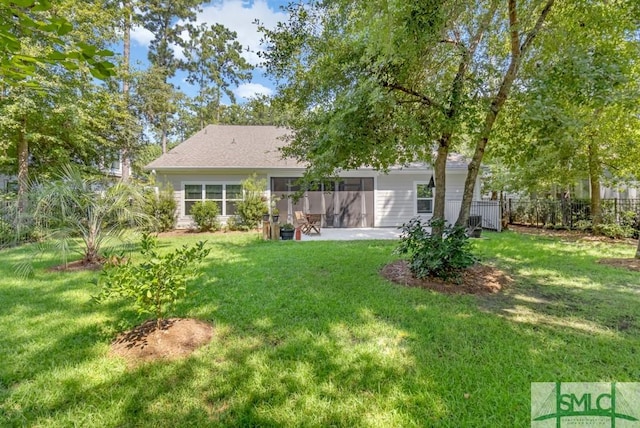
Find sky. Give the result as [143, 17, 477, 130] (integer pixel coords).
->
[129, 0, 291, 103]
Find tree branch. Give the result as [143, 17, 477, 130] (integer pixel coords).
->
[508, 0, 521, 57]
[381, 81, 444, 111]
[521, 0, 555, 53]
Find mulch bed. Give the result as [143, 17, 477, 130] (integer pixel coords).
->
[380, 260, 512, 295]
[110, 318, 213, 366]
[46, 259, 104, 272]
[597, 258, 640, 272]
[508, 224, 638, 245]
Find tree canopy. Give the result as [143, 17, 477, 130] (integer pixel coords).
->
[260, 0, 558, 227]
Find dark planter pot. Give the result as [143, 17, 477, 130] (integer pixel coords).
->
[262, 214, 270, 222]
[272, 215, 280, 223]
[280, 229, 295, 240]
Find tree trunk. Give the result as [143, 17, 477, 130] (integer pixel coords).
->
[588, 140, 602, 226]
[431, 136, 449, 237]
[120, 0, 132, 182]
[17, 115, 28, 213]
[456, 0, 555, 227]
[161, 116, 168, 154]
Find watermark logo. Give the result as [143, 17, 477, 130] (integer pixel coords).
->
[532, 382, 640, 427]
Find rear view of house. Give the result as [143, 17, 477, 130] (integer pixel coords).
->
[146, 125, 490, 229]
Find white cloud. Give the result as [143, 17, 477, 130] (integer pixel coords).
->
[193, 0, 287, 66]
[235, 82, 274, 100]
[130, 25, 154, 47]
[129, 1, 286, 66]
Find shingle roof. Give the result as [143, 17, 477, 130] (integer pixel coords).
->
[146, 125, 298, 170]
[145, 125, 470, 171]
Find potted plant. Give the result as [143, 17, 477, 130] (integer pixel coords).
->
[280, 223, 295, 240]
[270, 195, 281, 223]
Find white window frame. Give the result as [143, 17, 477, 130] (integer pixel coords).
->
[414, 181, 434, 215]
[182, 181, 244, 217]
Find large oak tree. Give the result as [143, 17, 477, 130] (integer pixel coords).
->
[260, 0, 555, 232]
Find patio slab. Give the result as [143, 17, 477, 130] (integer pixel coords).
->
[299, 227, 401, 241]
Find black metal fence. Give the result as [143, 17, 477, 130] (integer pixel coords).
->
[504, 198, 640, 230]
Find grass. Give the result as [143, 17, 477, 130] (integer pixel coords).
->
[1, 230, 639, 427]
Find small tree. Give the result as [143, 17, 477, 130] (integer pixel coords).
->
[95, 233, 210, 329]
[190, 200, 221, 232]
[235, 173, 268, 229]
[32, 164, 151, 267]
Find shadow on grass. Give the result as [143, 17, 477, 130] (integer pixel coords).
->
[474, 232, 640, 336]
[2, 234, 640, 427]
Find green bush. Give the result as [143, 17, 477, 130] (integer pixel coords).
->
[593, 222, 634, 239]
[235, 174, 268, 229]
[574, 219, 592, 231]
[0, 218, 14, 247]
[395, 218, 476, 281]
[95, 233, 210, 329]
[143, 186, 177, 232]
[191, 201, 221, 232]
[225, 215, 251, 231]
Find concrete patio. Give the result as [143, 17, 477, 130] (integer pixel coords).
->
[298, 227, 402, 241]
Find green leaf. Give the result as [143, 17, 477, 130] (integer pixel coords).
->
[9, 0, 37, 8]
[46, 51, 67, 61]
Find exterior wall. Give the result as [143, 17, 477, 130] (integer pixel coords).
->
[374, 170, 477, 227]
[156, 171, 270, 228]
[157, 168, 482, 229]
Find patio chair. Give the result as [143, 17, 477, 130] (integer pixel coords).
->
[305, 214, 321, 235]
[294, 211, 311, 234]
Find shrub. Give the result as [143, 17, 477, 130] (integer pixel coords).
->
[191, 201, 221, 232]
[235, 174, 268, 229]
[0, 218, 14, 247]
[95, 233, 210, 329]
[395, 218, 476, 281]
[593, 222, 634, 239]
[574, 219, 592, 231]
[143, 185, 177, 232]
[225, 215, 251, 232]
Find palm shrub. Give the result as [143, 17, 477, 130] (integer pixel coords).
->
[191, 200, 221, 231]
[32, 164, 151, 267]
[95, 233, 210, 329]
[395, 218, 476, 281]
[144, 185, 177, 232]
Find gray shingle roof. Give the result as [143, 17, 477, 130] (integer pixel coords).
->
[146, 125, 299, 170]
[145, 125, 470, 171]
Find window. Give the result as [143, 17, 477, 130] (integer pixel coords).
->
[184, 183, 243, 216]
[416, 183, 434, 214]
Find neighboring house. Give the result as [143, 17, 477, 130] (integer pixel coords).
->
[146, 125, 487, 229]
[571, 178, 640, 200]
[0, 155, 122, 192]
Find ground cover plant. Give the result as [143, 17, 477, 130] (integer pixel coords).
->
[1, 230, 639, 427]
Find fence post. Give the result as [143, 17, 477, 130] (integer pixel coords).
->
[508, 199, 512, 224]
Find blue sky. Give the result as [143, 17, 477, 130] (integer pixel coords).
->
[129, 0, 291, 102]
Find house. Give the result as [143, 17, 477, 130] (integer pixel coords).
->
[146, 125, 490, 229]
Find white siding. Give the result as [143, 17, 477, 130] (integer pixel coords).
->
[156, 172, 269, 228]
[157, 168, 482, 229]
[375, 170, 479, 227]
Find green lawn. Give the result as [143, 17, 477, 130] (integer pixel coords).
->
[1, 231, 639, 427]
